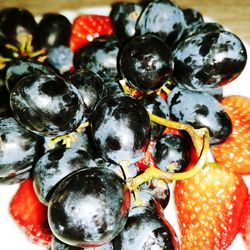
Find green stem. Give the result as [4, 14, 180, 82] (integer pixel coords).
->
[149, 113, 207, 156]
[161, 85, 171, 95]
[0, 56, 12, 69]
[76, 121, 90, 133]
[127, 113, 210, 191]
[48, 122, 90, 149]
[205, 161, 221, 169]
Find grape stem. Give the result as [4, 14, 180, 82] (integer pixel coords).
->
[161, 79, 175, 95]
[119, 79, 144, 96]
[76, 121, 90, 133]
[48, 122, 90, 149]
[127, 113, 210, 191]
[0, 33, 47, 69]
[48, 133, 78, 149]
[0, 56, 12, 69]
[161, 85, 171, 95]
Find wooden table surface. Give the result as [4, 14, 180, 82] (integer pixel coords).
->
[0, 0, 249, 44]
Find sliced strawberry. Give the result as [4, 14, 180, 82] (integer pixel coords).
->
[174, 164, 248, 250]
[69, 14, 113, 52]
[212, 95, 250, 175]
[241, 196, 250, 249]
[9, 178, 52, 245]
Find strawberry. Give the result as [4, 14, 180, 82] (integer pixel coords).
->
[69, 14, 113, 52]
[240, 196, 250, 249]
[136, 140, 157, 171]
[174, 164, 248, 250]
[9, 178, 52, 245]
[212, 95, 250, 175]
[162, 126, 183, 137]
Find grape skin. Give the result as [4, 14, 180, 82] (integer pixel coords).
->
[48, 167, 131, 247]
[10, 73, 85, 137]
[173, 30, 247, 90]
[0, 117, 45, 178]
[91, 93, 150, 165]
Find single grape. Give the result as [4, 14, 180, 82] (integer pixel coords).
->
[0, 117, 45, 178]
[46, 45, 73, 75]
[112, 202, 178, 249]
[48, 167, 131, 247]
[135, 0, 185, 47]
[91, 93, 150, 165]
[33, 13, 71, 50]
[73, 35, 121, 81]
[10, 73, 85, 137]
[140, 179, 171, 209]
[110, 2, 143, 43]
[173, 30, 247, 90]
[167, 86, 232, 144]
[119, 34, 174, 91]
[153, 133, 191, 172]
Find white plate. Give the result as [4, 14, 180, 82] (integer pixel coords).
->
[1, 5, 250, 250]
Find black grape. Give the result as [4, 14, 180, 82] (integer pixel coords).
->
[0, 117, 45, 178]
[10, 73, 85, 137]
[173, 30, 247, 90]
[119, 34, 174, 91]
[48, 167, 131, 247]
[167, 86, 232, 144]
[91, 93, 150, 165]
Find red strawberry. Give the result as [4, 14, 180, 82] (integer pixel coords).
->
[69, 14, 113, 52]
[162, 127, 182, 137]
[212, 95, 250, 175]
[174, 164, 248, 250]
[241, 196, 250, 249]
[10, 178, 52, 245]
[136, 140, 157, 171]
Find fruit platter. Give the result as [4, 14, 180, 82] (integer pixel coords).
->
[0, 1, 250, 250]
